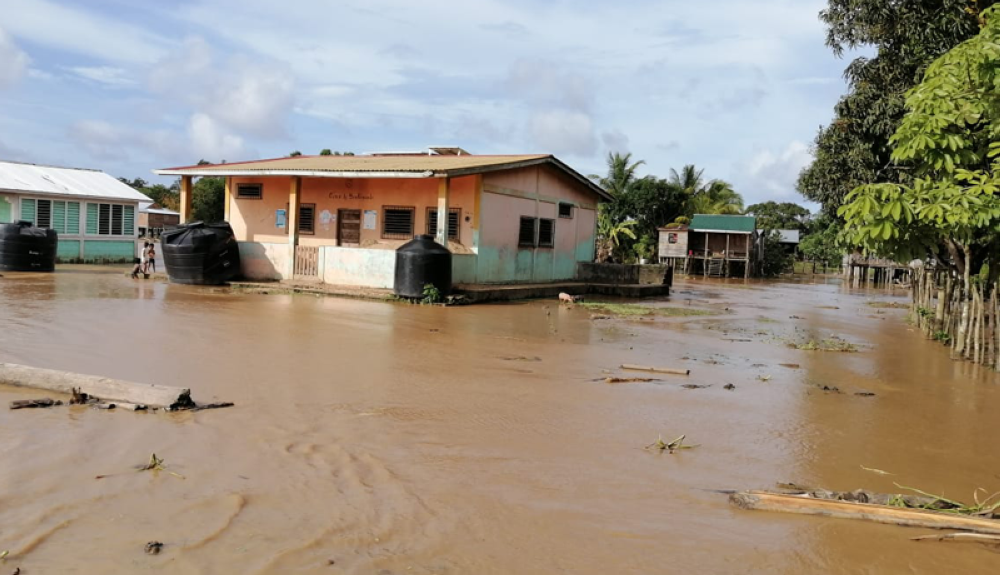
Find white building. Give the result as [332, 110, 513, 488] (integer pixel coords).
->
[0, 160, 151, 262]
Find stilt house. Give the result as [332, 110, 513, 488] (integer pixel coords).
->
[685, 215, 758, 278]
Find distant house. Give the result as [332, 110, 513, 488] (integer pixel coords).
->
[683, 214, 758, 278]
[154, 150, 610, 287]
[0, 160, 151, 262]
[657, 224, 689, 268]
[138, 202, 180, 238]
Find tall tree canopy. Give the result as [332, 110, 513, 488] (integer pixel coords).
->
[798, 0, 997, 215]
[839, 6, 1000, 284]
[667, 165, 743, 217]
[745, 201, 811, 231]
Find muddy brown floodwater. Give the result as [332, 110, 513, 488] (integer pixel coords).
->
[1, 269, 999, 574]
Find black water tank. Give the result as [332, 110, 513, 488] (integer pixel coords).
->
[394, 235, 452, 298]
[161, 221, 241, 285]
[0, 221, 57, 272]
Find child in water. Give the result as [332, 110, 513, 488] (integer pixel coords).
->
[130, 257, 143, 279]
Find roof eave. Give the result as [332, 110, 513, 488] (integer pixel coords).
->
[152, 169, 435, 179]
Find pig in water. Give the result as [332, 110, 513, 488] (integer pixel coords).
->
[559, 292, 584, 304]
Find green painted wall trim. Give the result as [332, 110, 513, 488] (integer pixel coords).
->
[0, 197, 10, 223]
[83, 240, 135, 262]
[56, 240, 82, 262]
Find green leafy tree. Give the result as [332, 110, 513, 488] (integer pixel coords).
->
[319, 149, 333, 155]
[760, 231, 793, 277]
[798, 0, 997, 215]
[667, 165, 743, 217]
[289, 151, 302, 157]
[628, 177, 686, 245]
[799, 216, 843, 269]
[840, 6, 1000, 289]
[745, 201, 811, 231]
[596, 209, 637, 263]
[143, 184, 180, 212]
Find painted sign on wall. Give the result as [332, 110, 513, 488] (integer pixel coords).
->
[276, 209, 286, 228]
[363, 210, 377, 230]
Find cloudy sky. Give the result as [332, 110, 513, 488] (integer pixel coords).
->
[0, 0, 853, 208]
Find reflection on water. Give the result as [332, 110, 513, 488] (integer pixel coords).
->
[0, 270, 998, 574]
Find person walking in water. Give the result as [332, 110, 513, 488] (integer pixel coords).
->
[140, 242, 150, 274]
[144, 242, 156, 274]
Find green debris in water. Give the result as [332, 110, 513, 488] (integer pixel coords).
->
[579, 302, 715, 318]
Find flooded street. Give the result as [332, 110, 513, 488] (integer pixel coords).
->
[1, 269, 999, 574]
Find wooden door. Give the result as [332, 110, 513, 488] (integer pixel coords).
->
[338, 209, 361, 246]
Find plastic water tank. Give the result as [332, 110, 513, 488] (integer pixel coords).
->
[394, 235, 452, 298]
[0, 221, 57, 272]
[161, 221, 241, 285]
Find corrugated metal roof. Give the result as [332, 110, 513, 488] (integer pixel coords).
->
[139, 201, 179, 216]
[156, 154, 548, 174]
[0, 160, 151, 203]
[690, 214, 757, 233]
[154, 154, 611, 200]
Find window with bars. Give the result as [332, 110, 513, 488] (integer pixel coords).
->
[284, 203, 318, 234]
[299, 204, 315, 234]
[382, 206, 415, 239]
[538, 218, 555, 247]
[558, 203, 574, 218]
[20, 199, 82, 234]
[86, 202, 135, 236]
[518, 217, 536, 247]
[236, 183, 262, 199]
[426, 207, 460, 240]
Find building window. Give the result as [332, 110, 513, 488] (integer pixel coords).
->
[382, 206, 415, 239]
[558, 203, 574, 219]
[284, 203, 317, 234]
[426, 207, 460, 240]
[538, 218, 555, 247]
[21, 198, 82, 232]
[518, 216, 536, 247]
[236, 183, 262, 199]
[86, 202, 135, 236]
[668, 233, 678, 244]
[299, 203, 315, 234]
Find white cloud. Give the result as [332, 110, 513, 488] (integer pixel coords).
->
[740, 141, 813, 201]
[69, 66, 136, 87]
[149, 38, 295, 138]
[528, 109, 597, 156]
[0, 27, 29, 89]
[188, 113, 247, 161]
[601, 129, 630, 154]
[3, 0, 169, 64]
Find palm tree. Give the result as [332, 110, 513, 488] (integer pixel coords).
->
[591, 152, 645, 200]
[667, 164, 744, 217]
[596, 208, 637, 263]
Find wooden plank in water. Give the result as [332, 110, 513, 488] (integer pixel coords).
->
[0, 363, 193, 409]
[620, 364, 690, 376]
[730, 491, 1000, 535]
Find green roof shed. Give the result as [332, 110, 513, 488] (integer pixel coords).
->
[689, 215, 757, 234]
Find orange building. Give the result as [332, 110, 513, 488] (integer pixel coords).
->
[155, 150, 609, 288]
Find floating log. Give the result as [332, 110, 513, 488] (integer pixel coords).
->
[10, 398, 62, 409]
[0, 363, 193, 410]
[912, 533, 1000, 545]
[730, 491, 1000, 535]
[620, 364, 690, 376]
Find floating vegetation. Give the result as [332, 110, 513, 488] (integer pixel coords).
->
[788, 336, 859, 352]
[579, 302, 715, 318]
[645, 434, 699, 454]
[867, 301, 909, 309]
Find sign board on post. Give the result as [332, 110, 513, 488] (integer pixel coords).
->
[363, 210, 377, 230]
[276, 209, 286, 228]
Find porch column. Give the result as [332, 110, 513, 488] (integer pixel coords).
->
[179, 175, 193, 223]
[287, 176, 301, 278]
[223, 177, 231, 222]
[436, 177, 450, 248]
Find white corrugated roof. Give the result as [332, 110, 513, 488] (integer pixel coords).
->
[758, 229, 801, 244]
[0, 160, 151, 203]
[139, 201, 179, 216]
